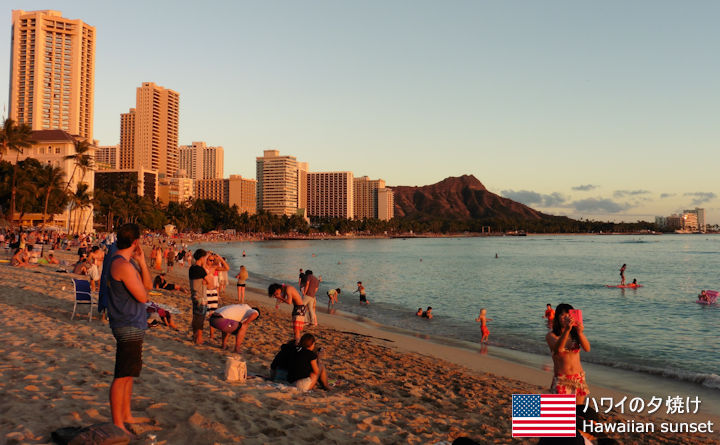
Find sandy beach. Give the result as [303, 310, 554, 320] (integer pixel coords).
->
[0, 249, 718, 445]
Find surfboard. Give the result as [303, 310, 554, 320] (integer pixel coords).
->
[605, 284, 643, 288]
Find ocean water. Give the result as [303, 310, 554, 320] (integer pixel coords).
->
[206, 235, 720, 393]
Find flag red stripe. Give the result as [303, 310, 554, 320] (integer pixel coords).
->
[513, 433, 577, 437]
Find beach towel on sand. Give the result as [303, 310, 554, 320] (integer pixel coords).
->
[51, 422, 129, 445]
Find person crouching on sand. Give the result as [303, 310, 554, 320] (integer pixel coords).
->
[546, 303, 591, 405]
[475, 309, 492, 342]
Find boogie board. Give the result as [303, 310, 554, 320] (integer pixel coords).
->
[606, 284, 643, 288]
[696, 300, 716, 305]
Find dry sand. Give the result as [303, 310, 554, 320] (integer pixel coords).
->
[0, 249, 718, 445]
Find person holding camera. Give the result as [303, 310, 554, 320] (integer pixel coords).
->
[204, 251, 229, 343]
[546, 303, 591, 404]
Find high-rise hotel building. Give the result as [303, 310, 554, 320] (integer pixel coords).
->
[307, 172, 354, 219]
[9, 10, 95, 141]
[354, 176, 385, 219]
[256, 150, 306, 216]
[178, 141, 224, 180]
[119, 82, 179, 178]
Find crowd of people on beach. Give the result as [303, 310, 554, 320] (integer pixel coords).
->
[1, 225, 636, 444]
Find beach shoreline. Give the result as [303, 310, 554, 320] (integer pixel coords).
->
[0, 246, 718, 444]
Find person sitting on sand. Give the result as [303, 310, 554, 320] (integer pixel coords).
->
[11, 246, 36, 268]
[146, 302, 177, 329]
[288, 333, 329, 392]
[270, 339, 297, 382]
[422, 306, 433, 319]
[416, 308, 423, 316]
[45, 252, 60, 265]
[546, 303, 591, 405]
[475, 309, 492, 342]
[152, 273, 186, 292]
[209, 304, 260, 353]
[268, 283, 307, 344]
[544, 304, 555, 321]
[72, 254, 90, 275]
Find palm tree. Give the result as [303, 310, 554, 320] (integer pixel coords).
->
[38, 164, 66, 229]
[0, 118, 35, 227]
[70, 182, 91, 234]
[63, 138, 91, 193]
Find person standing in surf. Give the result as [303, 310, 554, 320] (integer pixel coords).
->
[546, 303, 591, 405]
[619, 263, 627, 285]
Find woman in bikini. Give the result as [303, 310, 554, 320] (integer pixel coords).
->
[546, 303, 591, 405]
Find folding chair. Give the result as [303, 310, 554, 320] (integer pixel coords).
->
[71, 278, 94, 321]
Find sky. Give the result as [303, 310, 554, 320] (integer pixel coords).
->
[2, 1, 719, 223]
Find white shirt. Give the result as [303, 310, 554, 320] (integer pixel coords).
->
[214, 304, 257, 323]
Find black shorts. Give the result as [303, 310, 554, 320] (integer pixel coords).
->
[112, 326, 144, 378]
[237, 283, 246, 287]
[360, 294, 367, 302]
[191, 311, 205, 332]
[163, 283, 176, 291]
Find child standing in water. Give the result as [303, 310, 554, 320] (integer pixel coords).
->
[354, 281, 368, 305]
[475, 309, 492, 342]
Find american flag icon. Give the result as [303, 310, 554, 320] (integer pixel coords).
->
[512, 394, 577, 437]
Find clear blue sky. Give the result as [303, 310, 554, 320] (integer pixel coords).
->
[2, 1, 719, 223]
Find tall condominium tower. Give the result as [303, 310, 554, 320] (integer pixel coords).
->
[377, 187, 395, 221]
[95, 144, 119, 170]
[178, 141, 224, 180]
[353, 176, 386, 219]
[9, 10, 95, 140]
[307, 171, 354, 219]
[256, 150, 305, 216]
[119, 82, 179, 177]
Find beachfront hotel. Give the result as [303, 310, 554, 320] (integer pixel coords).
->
[256, 150, 307, 217]
[377, 187, 395, 221]
[9, 10, 95, 141]
[178, 142, 224, 181]
[195, 175, 257, 214]
[307, 171, 354, 219]
[95, 167, 158, 201]
[353, 176, 395, 221]
[11, 129, 95, 231]
[119, 82, 180, 178]
[94, 144, 120, 170]
[158, 176, 194, 205]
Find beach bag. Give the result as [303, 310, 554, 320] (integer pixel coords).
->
[51, 422, 129, 445]
[224, 356, 247, 382]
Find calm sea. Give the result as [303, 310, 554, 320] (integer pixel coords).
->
[206, 235, 720, 396]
